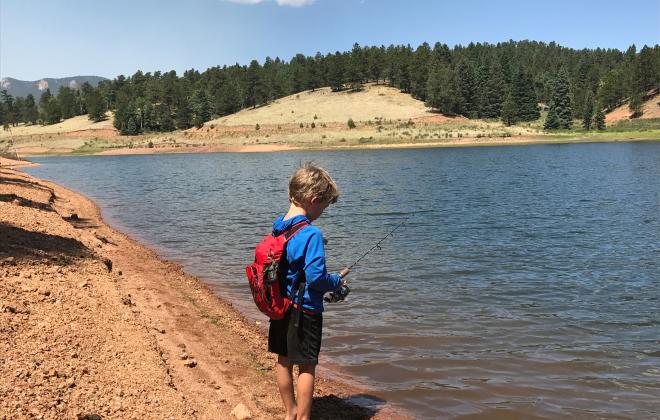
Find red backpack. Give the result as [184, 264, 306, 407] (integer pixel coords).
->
[246, 221, 308, 320]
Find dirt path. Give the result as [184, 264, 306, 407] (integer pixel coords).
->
[0, 166, 407, 419]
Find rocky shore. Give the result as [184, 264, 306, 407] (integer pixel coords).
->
[0, 158, 404, 419]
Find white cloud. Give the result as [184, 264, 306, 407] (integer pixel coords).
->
[69, 80, 79, 89]
[225, 0, 315, 7]
[37, 80, 49, 91]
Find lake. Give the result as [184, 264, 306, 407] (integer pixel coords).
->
[26, 142, 660, 419]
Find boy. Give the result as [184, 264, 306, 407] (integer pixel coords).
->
[268, 163, 345, 420]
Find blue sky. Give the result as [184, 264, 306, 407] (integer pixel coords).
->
[1, 0, 658, 80]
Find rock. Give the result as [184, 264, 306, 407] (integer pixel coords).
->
[79, 282, 89, 288]
[120, 295, 133, 306]
[2, 256, 16, 266]
[1, 304, 17, 314]
[77, 414, 102, 420]
[230, 403, 252, 420]
[179, 352, 189, 360]
[183, 359, 197, 368]
[66, 378, 76, 388]
[152, 326, 166, 334]
[101, 258, 112, 272]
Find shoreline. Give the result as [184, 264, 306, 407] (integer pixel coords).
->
[0, 162, 408, 419]
[6, 130, 659, 158]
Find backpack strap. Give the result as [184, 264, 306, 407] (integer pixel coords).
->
[283, 220, 309, 241]
[281, 220, 309, 328]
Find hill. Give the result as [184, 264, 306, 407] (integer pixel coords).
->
[0, 76, 107, 99]
[605, 93, 660, 123]
[207, 84, 442, 127]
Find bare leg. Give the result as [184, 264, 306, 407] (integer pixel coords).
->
[276, 356, 297, 420]
[296, 363, 316, 420]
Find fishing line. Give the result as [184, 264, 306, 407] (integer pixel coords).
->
[346, 211, 416, 271]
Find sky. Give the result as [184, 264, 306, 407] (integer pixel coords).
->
[1, 0, 659, 81]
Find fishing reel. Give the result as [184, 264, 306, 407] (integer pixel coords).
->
[325, 267, 351, 303]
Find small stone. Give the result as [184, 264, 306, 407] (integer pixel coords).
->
[77, 414, 102, 420]
[67, 378, 76, 388]
[101, 258, 112, 272]
[71, 352, 79, 359]
[120, 295, 133, 306]
[180, 352, 189, 360]
[1, 304, 17, 314]
[1, 257, 15, 266]
[153, 326, 166, 334]
[230, 403, 252, 420]
[79, 282, 89, 288]
[183, 359, 197, 368]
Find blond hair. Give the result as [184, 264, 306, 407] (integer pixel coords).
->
[289, 163, 339, 206]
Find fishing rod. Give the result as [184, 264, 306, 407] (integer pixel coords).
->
[326, 212, 415, 303]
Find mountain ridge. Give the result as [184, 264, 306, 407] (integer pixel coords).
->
[0, 76, 107, 99]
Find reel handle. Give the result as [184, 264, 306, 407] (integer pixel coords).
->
[339, 267, 350, 279]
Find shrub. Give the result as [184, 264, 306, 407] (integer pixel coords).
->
[255, 123, 260, 131]
[299, 122, 304, 128]
[311, 122, 316, 129]
[347, 118, 356, 129]
[313, 114, 318, 119]
[148, 141, 154, 148]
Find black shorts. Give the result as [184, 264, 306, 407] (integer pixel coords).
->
[268, 308, 323, 365]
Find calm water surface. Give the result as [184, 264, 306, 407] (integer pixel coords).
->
[26, 143, 660, 419]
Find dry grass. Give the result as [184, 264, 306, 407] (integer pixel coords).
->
[207, 84, 434, 127]
[0, 112, 115, 138]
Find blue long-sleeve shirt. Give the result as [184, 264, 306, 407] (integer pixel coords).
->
[272, 214, 342, 314]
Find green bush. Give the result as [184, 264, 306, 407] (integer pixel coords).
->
[347, 118, 356, 129]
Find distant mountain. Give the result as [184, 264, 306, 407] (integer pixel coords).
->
[0, 76, 108, 99]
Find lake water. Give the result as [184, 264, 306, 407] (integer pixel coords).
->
[26, 143, 660, 419]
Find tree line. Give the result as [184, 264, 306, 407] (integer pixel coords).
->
[1, 40, 658, 134]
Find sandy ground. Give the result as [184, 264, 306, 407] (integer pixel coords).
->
[605, 93, 660, 123]
[0, 161, 408, 419]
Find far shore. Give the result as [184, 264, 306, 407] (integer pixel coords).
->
[7, 132, 660, 158]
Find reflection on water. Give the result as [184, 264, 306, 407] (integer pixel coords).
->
[27, 143, 660, 418]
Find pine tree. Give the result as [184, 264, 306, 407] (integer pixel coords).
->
[190, 89, 212, 128]
[327, 52, 345, 92]
[347, 43, 365, 91]
[582, 91, 594, 130]
[175, 97, 192, 129]
[23, 94, 39, 124]
[57, 86, 77, 119]
[457, 60, 477, 117]
[547, 67, 572, 129]
[247, 60, 265, 108]
[86, 89, 106, 122]
[1, 90, 18, 126]
[628, 92, 643, 118]
[543, 107, 560, 130]
[425, 64, 461, 114]
[477, 61, 506, 118]
[501, 90, 517, 126]
[593, 104, 606, 131]
[512, 70, 540, 121]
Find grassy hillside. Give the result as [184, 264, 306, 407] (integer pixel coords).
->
[207, 84, 440, 127]
[0, 113, 115, 138]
